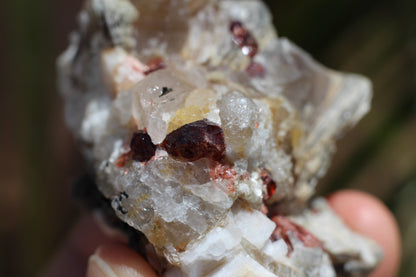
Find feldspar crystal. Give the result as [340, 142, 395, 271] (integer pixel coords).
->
[58, 0, 382, 276]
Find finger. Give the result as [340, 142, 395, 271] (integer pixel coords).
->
[43, 214, 126, 277]
[328, 190, 401, 277]
[86, 243, 158, 277]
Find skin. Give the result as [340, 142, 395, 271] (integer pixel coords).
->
[44, 190, 401, 277]
[328, 190, 401, 277]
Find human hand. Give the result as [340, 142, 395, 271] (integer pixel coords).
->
[44, 190, 401, 277]
[328, 190, 401, 277]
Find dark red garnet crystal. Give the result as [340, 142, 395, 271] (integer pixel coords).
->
[246, 61, 265, 78]
[260, 169, 277, 200]
[230, 20, 258, 58]
[162, 119, 225, 162]
[130, 130, 156, 162]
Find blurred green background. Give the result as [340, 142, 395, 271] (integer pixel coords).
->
[0, 0, 415, 276]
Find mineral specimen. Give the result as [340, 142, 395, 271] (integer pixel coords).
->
[58, 0, 382, 276]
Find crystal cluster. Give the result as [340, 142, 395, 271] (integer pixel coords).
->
[58, 0, 382, 276]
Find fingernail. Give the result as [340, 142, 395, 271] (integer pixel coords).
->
[87, 254, 118, 277]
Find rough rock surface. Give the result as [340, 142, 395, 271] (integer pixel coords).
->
[58, 0, 382, 276]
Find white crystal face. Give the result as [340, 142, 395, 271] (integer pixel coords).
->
[58, 0, 381, 276]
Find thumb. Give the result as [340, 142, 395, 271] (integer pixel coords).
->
[86, 243, 157, 277]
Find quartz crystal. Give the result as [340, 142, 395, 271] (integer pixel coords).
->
[58, 0, 382, 276]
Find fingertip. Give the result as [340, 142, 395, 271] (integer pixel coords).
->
[43, 215, 115, 277]
[44, 214, 129, 277]
[87, 243, 158, 277]
[328, 190, 401, 277]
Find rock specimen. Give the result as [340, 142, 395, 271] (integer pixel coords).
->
[58, 0, 382, 276]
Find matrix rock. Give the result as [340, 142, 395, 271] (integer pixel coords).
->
[58, 0, 382, 276]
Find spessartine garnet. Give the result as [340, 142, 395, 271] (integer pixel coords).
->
[260, 169, 277, 200]
[161, 119, 225, 162]
[130, 130, 156, 162]
[230, 20, 258, 58]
